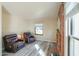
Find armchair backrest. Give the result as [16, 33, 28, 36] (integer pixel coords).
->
[3, 34, 17, 43]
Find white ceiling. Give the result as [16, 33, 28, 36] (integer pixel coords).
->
[2, 2, 61, 20]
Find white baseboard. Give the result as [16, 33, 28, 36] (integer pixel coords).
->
[36, 39, 56, 43]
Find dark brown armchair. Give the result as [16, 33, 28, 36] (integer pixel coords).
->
[23, 32, 36, 43]
[3, 34, 25, 53]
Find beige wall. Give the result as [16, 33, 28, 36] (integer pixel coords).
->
[2, 6, 11, 36]
[2, 6, 57, 42]
[0, 3, 2, 56]
[34, 18, 57, 42]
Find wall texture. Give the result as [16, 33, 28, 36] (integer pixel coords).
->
[57, 3, 64, 56]
[0, 3, 2, 56]
[59, 3, 64, 56]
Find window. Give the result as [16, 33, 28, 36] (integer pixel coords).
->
[68, 12, 79, 56]
[35, 24, 43, 35]
[72, 13, 79, 38]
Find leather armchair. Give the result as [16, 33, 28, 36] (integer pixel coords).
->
[23, 32, 36, 43]
[3, 34, 25, 53]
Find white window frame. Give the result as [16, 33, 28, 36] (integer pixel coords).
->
[35, 24, 43, 35]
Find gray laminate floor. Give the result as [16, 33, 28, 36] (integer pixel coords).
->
[2, 40, 57, 56]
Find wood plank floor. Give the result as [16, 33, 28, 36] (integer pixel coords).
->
[2, 40, 57, 56]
